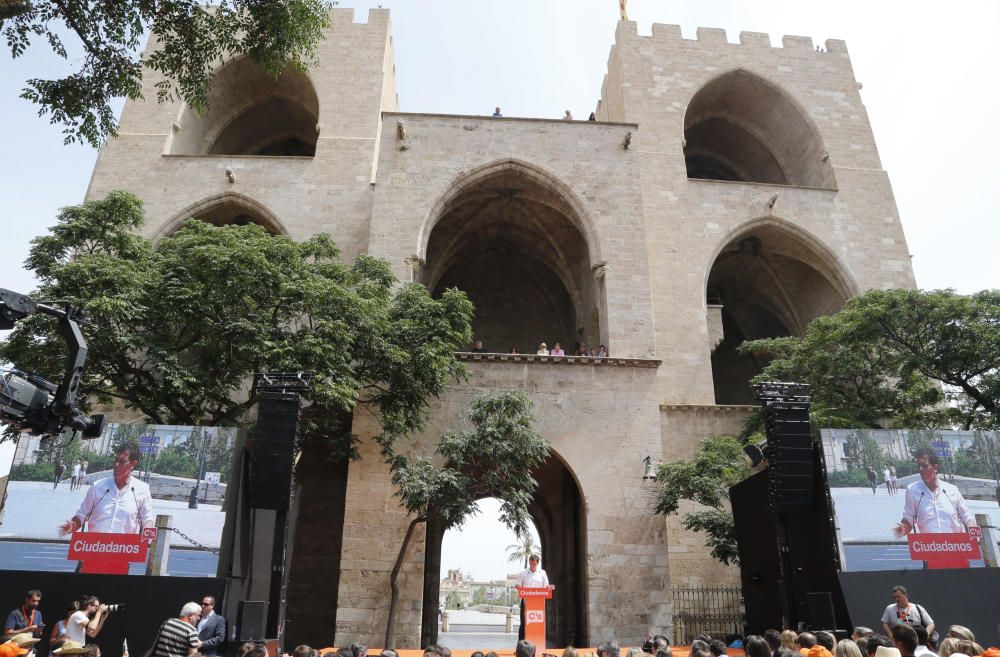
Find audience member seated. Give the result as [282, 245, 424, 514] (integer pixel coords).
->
[470, 340, 485, 353]
[891, 626, 919, 657]
[912, 627, 935, 657]
[536, 342, 549, 355]
[746, 636, 772, 657]
[836, 640, 863, 657]
[781, 631, 798, 653]
[597, 344, 608, 357]
[796, 633, 818, 656]
[709, 640, 728, 657]
[865, 635, 893, 657]
[817, 633, 836, 652]
[946, 628, 975, 643]
[515, 640, 535, 657]
[550, 342, 565, 356]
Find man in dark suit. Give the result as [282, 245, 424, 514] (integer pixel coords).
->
[197, 596, 226, 657]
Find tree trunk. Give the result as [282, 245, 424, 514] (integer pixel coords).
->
[385, 516, 424, 649]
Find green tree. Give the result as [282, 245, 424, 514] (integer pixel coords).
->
[505, 532, 539, 570]
[151, 443, 198, 478]
[741, 289, 1000, 431]
[444, 591, 462, 610]
[0, 192, 474, 459]
[471, 586, 487, 606]
[653, 435, 750, 566]
[842, 429, 886, 471]
[382, 390, 549, 648]
[2, 0, 331, 147]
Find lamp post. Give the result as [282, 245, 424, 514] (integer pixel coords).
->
[188, 428, 210, 509]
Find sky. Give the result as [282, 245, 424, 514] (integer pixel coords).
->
[1, 0, 998, 579]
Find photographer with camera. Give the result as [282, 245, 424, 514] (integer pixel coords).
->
[65, 598, 110, 647]
[4, 590, 44, 640]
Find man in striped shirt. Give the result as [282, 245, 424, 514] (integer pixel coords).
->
[151, 603, 202, 657]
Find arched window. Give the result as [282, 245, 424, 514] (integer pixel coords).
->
[170, 58, 319, 157]
[423, 163, 603, 355]
[684, 70, 836, 189]
[157, 194, 287, 240]
[707, 223, 853, 404]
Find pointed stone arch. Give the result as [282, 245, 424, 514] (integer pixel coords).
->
[420, 159, 607, 354]
[154, 192, 289, 242]
[684, 69, 836, 189]
[418, 158, 603, 266]
[421, 448, 588, 647]
[169, 56, 320, 156]
[705, 217, 858, 404]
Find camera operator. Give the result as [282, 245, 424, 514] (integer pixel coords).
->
[4, 590, 44, 639]
[65, 598, 109, 646]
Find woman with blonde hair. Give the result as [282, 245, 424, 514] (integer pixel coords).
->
[835, 640, 862, 657]
[781, 631, 798, 652]
[946, 626, 975, 642]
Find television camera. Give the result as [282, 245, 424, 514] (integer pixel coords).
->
[0, 288, 105, 438]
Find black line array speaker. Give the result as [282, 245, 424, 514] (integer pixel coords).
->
[249, 393, 300, 510]
[807, 592, 837, 631]
[764, 400, 815, 511]
[237, 600, 269, 641]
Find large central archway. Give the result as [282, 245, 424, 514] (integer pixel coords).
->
[423, 162, 605, 354]
[707, 221, 856, 403]
[422, 453, 588, 647]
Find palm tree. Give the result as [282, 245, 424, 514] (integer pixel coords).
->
[506, 532, 539, 569]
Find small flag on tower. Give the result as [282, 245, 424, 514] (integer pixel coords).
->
[620, 0, 628, 21]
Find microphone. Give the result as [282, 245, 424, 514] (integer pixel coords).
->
[911, 491, 925, 533]
[131, 487, 142, 534]
[82, 489, 111, 532]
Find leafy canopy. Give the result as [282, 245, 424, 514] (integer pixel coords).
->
[0, 191, 474, 453]
[2, 0, 331, 146]
[382, 389, 549, 647]
[653, 435, 749, 566]
[741, 288, 1000, 430]
[388, 389, 550, 536]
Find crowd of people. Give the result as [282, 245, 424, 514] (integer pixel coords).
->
[5, 585, 997, 657]
[469, 340, 608, 357]
[3, 590, 224, 657]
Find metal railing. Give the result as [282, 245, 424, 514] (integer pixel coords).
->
[671, 585, 744, 644]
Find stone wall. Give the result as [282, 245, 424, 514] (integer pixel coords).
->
[334, 358, 669, 648]
[659, 405, 755, 587]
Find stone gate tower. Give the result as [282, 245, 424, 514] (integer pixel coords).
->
[85, 8, 915, 648]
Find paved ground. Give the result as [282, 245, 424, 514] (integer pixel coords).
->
[0, 539, 218, 576]
[1, 481, 225, 547]
[438, 632, 519, 651]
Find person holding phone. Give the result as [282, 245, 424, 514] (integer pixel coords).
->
[4, 590, 44, 640]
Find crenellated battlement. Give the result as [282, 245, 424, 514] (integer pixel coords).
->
[326, 6, 391, 29]
[620, 20, 848, 55]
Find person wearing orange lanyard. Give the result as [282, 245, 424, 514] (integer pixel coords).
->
[4, 590, 44, 640]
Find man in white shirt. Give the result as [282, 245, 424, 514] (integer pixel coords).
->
[893, 448, 974, 537]
[66, 596, 108, 645]
[515, 554, 550, 641]
[59, 445, 155, 535]
[70, 461, 81, 491]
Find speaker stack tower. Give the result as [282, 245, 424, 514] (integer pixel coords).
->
[730, 382, 849, 634]
[243, 373, 310, 644]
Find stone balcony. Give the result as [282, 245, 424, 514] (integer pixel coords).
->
[455, 351, 660, 368]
